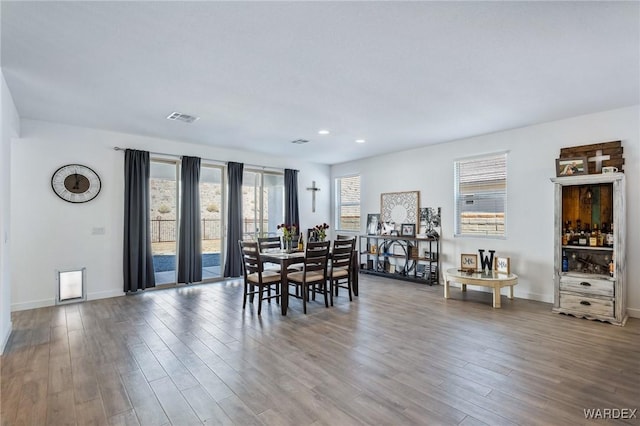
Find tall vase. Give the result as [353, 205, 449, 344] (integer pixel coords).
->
[285, 238, 293, 253]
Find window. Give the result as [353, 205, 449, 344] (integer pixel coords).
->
[335, 175, 361, 231]
[454, 153, 507, 237]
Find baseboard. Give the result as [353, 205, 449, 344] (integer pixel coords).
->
[87, 289, 124, 301]
[12, 298, 52, 311]
[626, 307, 640, 319]
[0, 321, 12, 355]
[12, 289, 124, 312]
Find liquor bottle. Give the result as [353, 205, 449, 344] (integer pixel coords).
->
[297, 234, 304, 251]
[562, 222, 568, 246]
[597, 223, 604, 247]
[605, 223, 614, 247]
[565, 220, 572, 245]
[589, 223, 598, 247]
[562, 250, 569, 272]
[578, 228, 587, 246]
[609, 256, 614, 277]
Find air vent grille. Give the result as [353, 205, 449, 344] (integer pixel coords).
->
[167, 112, 199, 123]
[291, 139, 309, 144]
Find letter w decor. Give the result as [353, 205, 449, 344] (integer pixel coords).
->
[478, 249, 495, 272]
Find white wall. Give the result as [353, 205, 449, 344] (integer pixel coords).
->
[332, 105, 640, 317]
[1, 71, 20, 352]
[10, 120, 330, 310]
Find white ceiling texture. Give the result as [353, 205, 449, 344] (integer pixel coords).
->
[2, 1, 638, 165]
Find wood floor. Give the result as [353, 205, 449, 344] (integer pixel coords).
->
[1, 275, 639, 426]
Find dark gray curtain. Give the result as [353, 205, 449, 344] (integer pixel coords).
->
[284, 169, 300, 227]
[123, 149, 155, 292]
[178, 156, 202, 284]
[223, 162, 244, 277]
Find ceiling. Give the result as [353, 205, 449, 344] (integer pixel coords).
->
[2, 2, 638, 165]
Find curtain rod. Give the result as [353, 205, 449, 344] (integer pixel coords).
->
[113, 146, 287, 172]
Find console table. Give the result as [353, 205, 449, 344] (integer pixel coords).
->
[444, 268, 518, 308]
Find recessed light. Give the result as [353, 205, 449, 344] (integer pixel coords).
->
[318, 129, 330, 135]
[355, 139, 366, 144]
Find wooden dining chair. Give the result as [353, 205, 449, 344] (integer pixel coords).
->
[286, 241, 330, 314]
[329, 237, 356, 304]
[257, 235, 283, 272]
[239, 240, 281, 315]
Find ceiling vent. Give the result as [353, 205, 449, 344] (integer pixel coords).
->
[291, 139, 309, 144]
[167, 112, 199, 123]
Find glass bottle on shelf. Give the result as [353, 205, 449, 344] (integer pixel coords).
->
[609, 255, 614, 277]
[605, 223, 614, 248]
[589, 223, 598, 247]
[562, 250, 569, 272]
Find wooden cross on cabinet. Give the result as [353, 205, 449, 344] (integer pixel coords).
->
[306, 181, 320, 212]
[588, 149, 610, 173]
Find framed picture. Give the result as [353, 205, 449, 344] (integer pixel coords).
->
[367, 213, 381, 235]
[381, 222, 395, 235]
[460, 253, 478, 271]
[401, 223, 416, 237]
[495, 256, 511, 274]
[381, 191, 419, 226]
[556, 157, 588, 177]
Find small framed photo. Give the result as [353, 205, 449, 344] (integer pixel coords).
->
[367, 213, 381, 235]
[556, 157, 588, 177]
[495, 256, 511, 274]
[400, 223, 416, 237]
[460, 254, 478, 271]
[381, 222, 394, 235]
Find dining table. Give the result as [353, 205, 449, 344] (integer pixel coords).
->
[260, 250, 305, 315]
[260, 248, 359, 315]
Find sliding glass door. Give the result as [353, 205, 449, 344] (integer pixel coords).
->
[200, 165, 224, 280]
[150, 160, 179, 285]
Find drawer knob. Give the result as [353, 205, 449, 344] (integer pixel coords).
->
[579, 281, 591, 286]
[580, 301, 591, 306]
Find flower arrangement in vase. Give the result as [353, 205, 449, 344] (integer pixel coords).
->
[277, 223, 297, 251]
[313, 223, 329, 241]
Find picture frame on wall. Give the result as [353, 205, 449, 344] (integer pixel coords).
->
[556, 157, 588, 177]
[460, 253, 478, 271]
[381, 191, 419, 226]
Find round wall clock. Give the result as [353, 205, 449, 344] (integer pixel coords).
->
[51, 164, 101, 203]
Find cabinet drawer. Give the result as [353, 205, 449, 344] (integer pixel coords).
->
[559, 292, 614, 318]
[559, 276, 614, 297]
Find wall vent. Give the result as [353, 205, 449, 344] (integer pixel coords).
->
[291, 139, 309, 144]
[167, 112, 199, 123]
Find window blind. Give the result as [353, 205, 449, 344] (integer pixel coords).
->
[454, 153, 507, 237]
[336, 175, 361, 231]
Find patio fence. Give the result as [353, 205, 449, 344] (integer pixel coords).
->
[151, 218, 269, 243]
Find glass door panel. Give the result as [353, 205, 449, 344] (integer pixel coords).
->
[263, 173, 285, 237]
[150, 160, 179, 285]
[242, 170, 284, 241]
[200, 166, 224, 280]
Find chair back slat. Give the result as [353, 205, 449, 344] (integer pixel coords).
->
[258, 236, 281, 252]
[304, 241, 330, 274]
[332, 238, 355, 269]
[240, 241, 262, 274]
